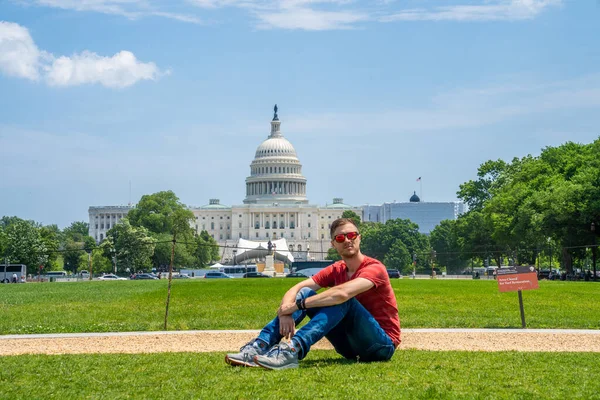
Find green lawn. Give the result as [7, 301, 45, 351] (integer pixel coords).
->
[0, 279, 599, 334]
[1, 351, 599, 399]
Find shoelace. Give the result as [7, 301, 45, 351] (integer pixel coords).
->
[264, 343, 290, 359]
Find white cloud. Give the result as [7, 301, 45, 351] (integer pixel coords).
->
[381, 0, 562, 22]
[0, 21, 44, 80]
[31, 0, 202, 23]
[255, 7, 366, 30]
[0, 21, 166, 88]
[46, 50, 164, 88]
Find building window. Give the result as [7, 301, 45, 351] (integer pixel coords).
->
[298, 244, 302, 251]
[227, 234, 230, 239]
[220, 216, 223, 219]
[211, 217, 214, 219]
[308, 222, 311, 228]
[265, 221, 270, 229]
[281, 232, 284, 238]
[290, 222, 295, 229]
[211, 222, 214, 230]
[100, 233, 104, 241]
[203, 217, 205, 219]
[256, 232, 259, 238]
[321, 225, 324, 229]
[101, 224, 104, 229]
[308, 232, 311, 238]
[239, 214, 242, 218]
[195, 225, 198, 230]
[321, 234, 324, 239]
[220, 234, 223, 239]
[239, 222, 242, 228]
[255, 222, 259, 229]
[107, 223, 110, 229]
[202, 224, 205, 230]
[220, 224, 223, 230]
[291, 232, 294, 237]
[227, 217, 230, 219]
[328, 216, 331, 219]
[279, 221, 284, 229]
[308, 214, 311, 217]
[239, 233, 242, 238]
[227, 225, 230, 230]
[95, 224, 98, 229]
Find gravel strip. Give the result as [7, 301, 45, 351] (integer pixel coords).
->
[1, 329, 599, 356]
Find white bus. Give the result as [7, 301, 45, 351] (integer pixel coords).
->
[45, 271, 68, 280]
[1, 264, 27, 283]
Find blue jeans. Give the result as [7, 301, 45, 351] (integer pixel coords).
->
[256, 287, 396, 361]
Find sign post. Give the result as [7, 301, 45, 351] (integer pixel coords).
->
[496, 266, 539, 328]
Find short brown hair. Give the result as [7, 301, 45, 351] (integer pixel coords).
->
[330, 218, 359, 239]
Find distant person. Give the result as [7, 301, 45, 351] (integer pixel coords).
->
[20, 275, 25, 283]
[12, 273, 17, 283]
[158, 272, 162, 279]
[225, 218, 400, 370]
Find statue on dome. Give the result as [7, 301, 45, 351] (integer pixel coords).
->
[273, 104, 279, 121]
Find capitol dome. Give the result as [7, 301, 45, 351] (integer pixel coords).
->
[254, 137, 298, 159]
[244, 105, 308, 205]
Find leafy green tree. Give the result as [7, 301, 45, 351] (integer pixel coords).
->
[341, 210, 361, 230]
[383, 240, 410, 273]
[192, 231, 219, 267]
[3, 218, 48, 275]
[325, 247, 341, 262]
[128, 191, 194, 237]
[63, 221, 89, 242]
[429, 220, 468, 274]
[105, 220, 155, 273]
[39, 225, 61, 271]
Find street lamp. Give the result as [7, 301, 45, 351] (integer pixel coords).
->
[547, 237, 552, 276]
[431, 250, 437, 278]
[592, 223, 597, 282]
[110, 248, 117, 275]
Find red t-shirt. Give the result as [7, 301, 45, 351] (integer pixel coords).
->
[311, 256, 401, 346]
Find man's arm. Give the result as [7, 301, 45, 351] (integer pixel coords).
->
[277, 278, 373, 317]
[279, 278, 321, 307]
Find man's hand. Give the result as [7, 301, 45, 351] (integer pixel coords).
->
[277, 302, 297, 317]
[278, 315, 295, 339]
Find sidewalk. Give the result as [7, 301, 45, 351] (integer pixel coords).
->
[1, 329, 599, 356]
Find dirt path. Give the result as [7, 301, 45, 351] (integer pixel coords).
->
[1, 329, 600, 356]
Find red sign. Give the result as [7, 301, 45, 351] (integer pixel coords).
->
[497, 266, 539, 293]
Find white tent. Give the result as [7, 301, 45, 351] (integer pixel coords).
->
[209, 262, 225, 269]
[234, 238, 294, 264]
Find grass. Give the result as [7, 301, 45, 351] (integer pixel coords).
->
[1, 350, 599, 399]
[0, 279, 599, 334]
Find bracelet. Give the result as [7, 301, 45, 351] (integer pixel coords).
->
[296, 298, 306, 311]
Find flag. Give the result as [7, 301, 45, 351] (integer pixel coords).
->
[416, 177, 421, 182]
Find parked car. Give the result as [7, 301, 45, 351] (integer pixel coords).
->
[386, 269, 401, 279]
[242, 272, 271, 278]
[285, 272, 308, 278]
[98, 274, 127, 281]
[133, 273, 159, 280]
[173, 273, 191, 279]
[204, 272, 232, 279]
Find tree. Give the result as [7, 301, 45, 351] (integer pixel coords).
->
[325, 247, 341, 262]
[63, 221, 89, 242]
[127, 191, 194, 237]
[192, 231, 220, 267]
[341, 210, 361, 229]
[429, 220, 468, 274]
[105, 220, 155, 273]
[3, 218, 48, 275]
[383, 240, 410, 273]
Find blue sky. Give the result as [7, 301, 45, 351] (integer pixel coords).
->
[1, 0, 599, 228]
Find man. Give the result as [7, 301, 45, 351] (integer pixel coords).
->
[225, 218, 400, 370]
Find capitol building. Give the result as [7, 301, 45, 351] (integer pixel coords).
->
[88, 106, 465, 263]
[89, 106, 362, 262]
